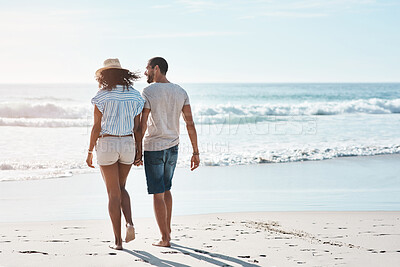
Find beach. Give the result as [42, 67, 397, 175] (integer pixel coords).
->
[1, 212, 399, 266]
[1, 155, 400, 266]
[1, 83, 400, 266]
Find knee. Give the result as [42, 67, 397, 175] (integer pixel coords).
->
[153, 193, 165, 201]
[108, 192, 121, 205]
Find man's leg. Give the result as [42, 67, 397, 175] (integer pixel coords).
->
[164, 190, 172, 237]
[153, 192, 170, 247]
[162, 145, 178, 241]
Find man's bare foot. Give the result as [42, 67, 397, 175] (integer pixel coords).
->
[152, 240, 171, 247]
[125, 224, 135, 243]
[109, 244, 123, 250]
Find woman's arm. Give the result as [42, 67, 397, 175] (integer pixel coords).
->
[133, 114, 142, 166]
[86, 106, 102, 168]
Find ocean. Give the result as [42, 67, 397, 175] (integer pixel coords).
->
[1, 83, 400, 182]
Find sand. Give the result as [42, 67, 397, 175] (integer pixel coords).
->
[1, 211, 399, 266]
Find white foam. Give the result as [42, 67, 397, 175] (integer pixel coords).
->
[194, 98, 400, 124]
[0, 102, 90, 119]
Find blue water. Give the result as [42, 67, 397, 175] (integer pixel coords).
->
[0, 83, 400, 181]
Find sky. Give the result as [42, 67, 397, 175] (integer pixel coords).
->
[0, 0, 399, 83]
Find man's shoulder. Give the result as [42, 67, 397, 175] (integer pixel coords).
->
[143, 83, 185, 94]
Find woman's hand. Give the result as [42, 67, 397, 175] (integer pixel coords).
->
[134, 149, 143, 166]
[86, 153, 95, 168]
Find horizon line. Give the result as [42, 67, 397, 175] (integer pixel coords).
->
[1, 81, 400, 85]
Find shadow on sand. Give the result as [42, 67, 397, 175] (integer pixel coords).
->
[123, 243, 261, 267]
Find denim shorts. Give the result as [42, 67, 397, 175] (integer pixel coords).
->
[144, 145, 178, 194]
[95, 136, 135, 166]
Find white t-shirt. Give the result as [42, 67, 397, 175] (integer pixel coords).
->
[142, 83, 190, 151]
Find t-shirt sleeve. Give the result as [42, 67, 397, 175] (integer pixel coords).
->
[91, 92, 105, 113]
[142, 90, 151, 109]
[134, 95, 145, 116]
[183, 90, 190, 106]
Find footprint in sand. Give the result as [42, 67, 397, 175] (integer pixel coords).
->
[0, 241, 11, 243]
[19, 250, 48, 255]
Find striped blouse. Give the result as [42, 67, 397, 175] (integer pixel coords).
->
[91, 85, 145, 136]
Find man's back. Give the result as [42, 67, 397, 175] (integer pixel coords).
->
[142, 82, 190, 151]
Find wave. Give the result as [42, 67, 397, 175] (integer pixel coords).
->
[1, 98, 399, 127]
[1, 144, 399, 181]
[194, 98, 400, 124]
[0, 102, 89, 119]
[0, 118, 90, 127]
[199, 144, 400, 166]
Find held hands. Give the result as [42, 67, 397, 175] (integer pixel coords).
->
[191, 154, 200, 171]
[134, 149, 143, 166]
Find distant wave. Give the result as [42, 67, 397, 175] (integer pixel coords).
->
[0, 102, 89, 119]
[195, 98, 400, 124]
[0, 98, 399, 127]
[0, 118, 90, 127]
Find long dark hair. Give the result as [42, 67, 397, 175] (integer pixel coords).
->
[96, 68, 140, 91]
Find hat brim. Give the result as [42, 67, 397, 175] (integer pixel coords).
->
[95, 66, 129, 77]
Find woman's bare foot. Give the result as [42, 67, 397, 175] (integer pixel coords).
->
[109, 244, 123, 250]
[125, 224, 135, 243]
[152, 240, 171, 247]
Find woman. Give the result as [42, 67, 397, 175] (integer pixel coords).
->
[86, 58, 145, 250]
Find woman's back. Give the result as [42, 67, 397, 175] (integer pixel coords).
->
[91, 85, 144, 136]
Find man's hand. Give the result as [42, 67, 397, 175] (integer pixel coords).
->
[190, 154, 200, 171]
[134, 149, 143, 166]
[86, 153, 95, 168]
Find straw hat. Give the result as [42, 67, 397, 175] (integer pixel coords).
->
[95, 58, 128, 77]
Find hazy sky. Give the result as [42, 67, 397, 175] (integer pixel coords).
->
[1, 0, 399, 83]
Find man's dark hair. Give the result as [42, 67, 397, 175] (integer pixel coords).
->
[149, 57, 168, 75]
[96, 68, 140, 91]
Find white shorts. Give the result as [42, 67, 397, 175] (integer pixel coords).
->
[95, 136, 135, 166]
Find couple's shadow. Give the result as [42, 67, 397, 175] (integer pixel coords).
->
[123, 243, 260, 267]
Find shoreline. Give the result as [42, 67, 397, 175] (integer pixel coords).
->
[2, 152, 400, 183]
[1, 154, 400, 223]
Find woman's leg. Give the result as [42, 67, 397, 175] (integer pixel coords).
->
[118, 162, 133, 226]
[100, 163, 122, 249]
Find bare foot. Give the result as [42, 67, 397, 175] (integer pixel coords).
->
[152, 240, 171, 247]
[109, 244, 123, 250]
[125, 224, 135, 243]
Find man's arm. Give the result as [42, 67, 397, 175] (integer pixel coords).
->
[182, 105, 200, 171]
[140, 108, 150, 137]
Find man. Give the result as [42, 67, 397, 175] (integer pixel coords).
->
[140, 57, 200, 247]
